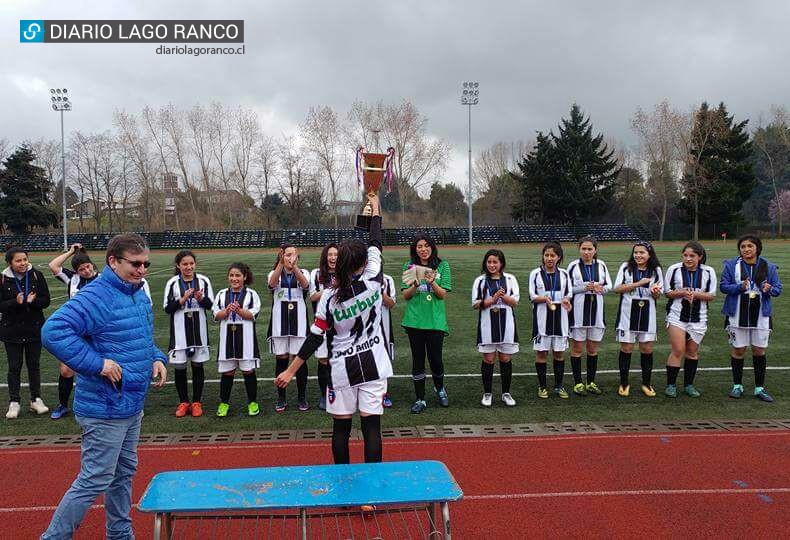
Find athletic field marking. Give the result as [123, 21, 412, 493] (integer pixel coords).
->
[3, 366, 788, 389]
[2, 430, 788, 456]
[464, 487, 790, 501]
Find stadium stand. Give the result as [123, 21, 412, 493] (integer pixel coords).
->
[1, 224, 645, 251]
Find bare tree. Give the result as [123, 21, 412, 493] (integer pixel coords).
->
[233, 106, 261, 199]
[302, 105, 345, 228]
[114, 110, 161, 231]
[473, 140, 531, 197]
[210, 102, 234, 227]
[70, 132, 106, 232]
[142, 106, 179, 229]
[255, 134, 278, 229]
[161, 104, 200, 229]
[277, 134, 314, 226]
[187, 104, 216, 226]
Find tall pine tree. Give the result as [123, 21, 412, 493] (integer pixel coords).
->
[511, 104, 619, 224]
[0, 145, 58, 234]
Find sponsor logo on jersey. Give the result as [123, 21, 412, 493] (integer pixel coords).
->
[333, 290, 380, 322]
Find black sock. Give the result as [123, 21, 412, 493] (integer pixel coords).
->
[317, 362, 330, 397]
[570, 356, 582, 385]
[500, 361, 512, 394]
[586, 355, 598, 384]
[683, 358, 699, 387]
[332, 418, 353, 464]
[432, 373, 445, 393]
[753, 355, 767, 387]
[666, 365, 680, 386]
[174, 368, 189, 403]
[414, 377, 426, 401]
[731, 357, 744, 385]
[57, 375, 74, 407]
[275, 357, 288, 401]
[361, 415, 382, 463]
[481, 361, 494, 393]
[219, 374, 234, 403]
[243, 371, 258, 403]
[191, 363, 205, 403]
[296, 362, 308, 402]
[640, 353, 653, 386]
[553, 360, 565, 388]
[618, 351, 632, 386]
[535, 362, 547, 389]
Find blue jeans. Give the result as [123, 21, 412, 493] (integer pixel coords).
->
[42, 412, 142, 540]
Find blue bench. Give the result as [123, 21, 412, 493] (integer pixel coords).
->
[138, 460, 463, 539]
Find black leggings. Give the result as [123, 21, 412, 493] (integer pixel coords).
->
[5, 341, 42, 403]
[406, 328, 445, 400]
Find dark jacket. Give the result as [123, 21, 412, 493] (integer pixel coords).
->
[0, 265, 51, 343]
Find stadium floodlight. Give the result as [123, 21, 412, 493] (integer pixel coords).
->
[460, 81, 479, 245]
[50, 87, 72, 251]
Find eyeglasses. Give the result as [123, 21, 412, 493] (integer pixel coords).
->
[118, 257, 151, 269]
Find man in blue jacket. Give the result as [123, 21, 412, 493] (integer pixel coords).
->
[41, 233, 167, 540]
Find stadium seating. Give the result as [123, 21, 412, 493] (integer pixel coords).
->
[2, 224, 645, 251]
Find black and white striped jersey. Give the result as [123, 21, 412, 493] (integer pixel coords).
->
[663, 263, 717, 325]
[267, 269, 310, 339]
[55, 268, 99, 299]
[472, 273, 520, 346]
[529, 267, 572, 338]
[213, 287, 262, 361]
[566, 259, 612, 329]
[614, 263, 664, 334]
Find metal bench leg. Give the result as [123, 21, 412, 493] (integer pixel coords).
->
[300, 507, 307, 540]
[154, 513, 173, 540]
[441, 502, 451, 539]
[153, 513, 162, 540]
[164, 513, 173, 539]
[429, 503, 439, 536]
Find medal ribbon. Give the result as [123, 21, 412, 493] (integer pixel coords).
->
[14, 271, 30, 302]
[179, 275, 196, 309]
[542, 268, 556, 303]
[230, 290, 240, 322]
[487, 277, 502, 308]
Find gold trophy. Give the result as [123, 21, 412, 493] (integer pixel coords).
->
[355, 146, 394, 230]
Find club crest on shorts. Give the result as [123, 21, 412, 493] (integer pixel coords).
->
[328, 388, 336, 404]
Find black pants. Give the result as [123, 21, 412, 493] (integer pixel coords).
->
[5, 341, 42, 403]
[406, 328, 445, 397]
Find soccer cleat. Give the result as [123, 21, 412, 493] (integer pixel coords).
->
[50, 404, 71, 420]
[216, 402, 230, 417]
[275, 400, 287, 413]
[729, 384, 744, 399]
[298, 400, 310, 412]
[435, 387, 450, 407]
[382, 394, 393, 408]
[175, 402, 190, 418]
[618, 384, 630, 397]
[190, 402, 203, 417]
[641, 384, 656, 397]
[248, 401, 260, 416]
[318, 396, 327, 410]
[665, 384, 677, 398]
[573, 383, 587, 396]
[481, 393, 493, 407]
[5, 401, 20, 419]
[410, 400, 427, 414]
[554, 387, 569, 399]
[754, 387, 774, 403]
[29, 398, 49, 415]
[684, 385, 701, 398]
[501, 393, 516, 407]
[537, 387, 549, 399]
[586, 381, 603, 395]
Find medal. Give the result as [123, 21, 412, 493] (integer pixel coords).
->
[426, 294, 432, 302]
[186, 312, 193, 319]
[748, 291, 758, 299]
[288, 302, 295, 310]
[548, 303, 557, 311]
[231, 325, 238, 332]
[638, 300, 646, 308]
[492, 306, 500, 313]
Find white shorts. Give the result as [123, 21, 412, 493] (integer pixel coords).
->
[478, 343, 519, 354]
[570, 327, 605, 342]
[727, 327, 771, 348]
[269, 336, 305, 356]
[169, 347, 211, 365]
[617, 329, 656, 344]
[666, 321, 707, 345]
[326, 379, 387, 416]
[217, 358, 260, 373]
[533, 336, 568, 352]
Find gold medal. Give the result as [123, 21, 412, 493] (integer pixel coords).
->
[638, 300, 646, 308]
[186, 312, 193, 319]
[288, 302, 295, 310]
[748, 291, 758, 299]
[426, 294, 432, 302]
[230, 324, 238, 332]
[548, 303, 557, 311]
[492, 306, 500, 313]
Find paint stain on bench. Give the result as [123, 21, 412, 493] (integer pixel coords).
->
[242, 482, 274, 494]
[310, 488, 329, 496]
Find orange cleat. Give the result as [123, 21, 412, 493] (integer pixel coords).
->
[175, 402, 190, 418]
[190, 402, 203, 417]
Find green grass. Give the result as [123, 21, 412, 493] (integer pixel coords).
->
[2, 241, 789, 436]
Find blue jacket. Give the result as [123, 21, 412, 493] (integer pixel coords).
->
[719, 257, 782, 318]
[42, 266, 167, 419]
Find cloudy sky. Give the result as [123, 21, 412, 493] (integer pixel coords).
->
[3, 0, 789, 192]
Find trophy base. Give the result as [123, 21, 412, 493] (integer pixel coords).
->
[355, 214, 371, 231]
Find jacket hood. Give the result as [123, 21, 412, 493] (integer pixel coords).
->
[2, 263, 33, 278]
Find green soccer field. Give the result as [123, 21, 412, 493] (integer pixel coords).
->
[3, 240, 789, 436]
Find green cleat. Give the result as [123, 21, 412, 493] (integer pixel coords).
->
[665, 384, 677, 398]
[248, 401, 260, 416]
[684, 385, 701, 398]
[585, 381, 603, 395]
[537, 387, 549, 399]
[216, 402, 230, 417]
[573, 383, 587, 396]
[554, 387, 569, 399]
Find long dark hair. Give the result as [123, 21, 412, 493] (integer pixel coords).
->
[541, 241, 564, 267]
[409, 234, 441, 269]
[274, 243, 298, 270]
[627, 241, 661, 275]
[318, 243, 338, 287]
[481, 249, 506, 276]
[4, 245, 28, 265]
[682, 241, 707, 265]
[335, 239, 368, 303]
[173, 250, 197, 276]
[228, 262, 254, 285]
[737, 234, 763, 258]
[737, 234, 767, 284]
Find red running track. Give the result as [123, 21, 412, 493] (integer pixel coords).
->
[1, 431, 788, 538]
